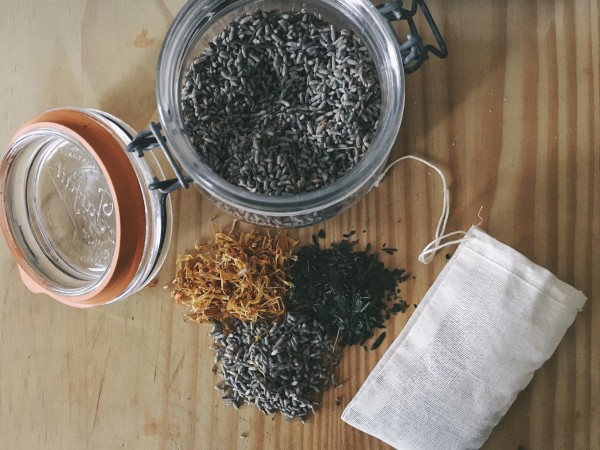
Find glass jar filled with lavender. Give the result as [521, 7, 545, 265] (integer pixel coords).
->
[134, 0, 447, 227]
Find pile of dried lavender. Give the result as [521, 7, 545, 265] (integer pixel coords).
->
[181, 9, 381, 195]
[211, 314, 338, 420]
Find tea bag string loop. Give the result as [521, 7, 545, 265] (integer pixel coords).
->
[373, 155, 463, 264]
[417, 206, 485, 263]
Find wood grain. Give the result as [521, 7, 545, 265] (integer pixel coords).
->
[0, 0, 598, 449]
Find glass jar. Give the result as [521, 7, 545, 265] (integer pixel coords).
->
[143, 0, 446, 227]
[0, 108, 173, 307]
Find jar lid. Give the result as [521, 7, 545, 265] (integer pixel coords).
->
[0, 109, 147, 307]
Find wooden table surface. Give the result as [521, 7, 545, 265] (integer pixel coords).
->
[0, 1, 598, 449]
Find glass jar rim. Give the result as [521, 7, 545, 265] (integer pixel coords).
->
[156, 0, 405, 216]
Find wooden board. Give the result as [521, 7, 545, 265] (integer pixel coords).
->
[0, 0, 597, 448]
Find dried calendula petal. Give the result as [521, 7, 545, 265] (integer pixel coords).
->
[172, 226, 297, 323]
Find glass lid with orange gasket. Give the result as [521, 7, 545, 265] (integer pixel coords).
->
[0, 108, 173, 307]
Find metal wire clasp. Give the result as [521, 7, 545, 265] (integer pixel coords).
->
[126, 122, 193, 194]
[377, 0, 448, 74]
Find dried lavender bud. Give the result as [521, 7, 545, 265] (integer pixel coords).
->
[180, 9, 381, 196]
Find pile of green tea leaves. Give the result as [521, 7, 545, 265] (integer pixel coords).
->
[286, 236, 409, 347]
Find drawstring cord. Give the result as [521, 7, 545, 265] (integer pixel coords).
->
[372, 155, 482, 264]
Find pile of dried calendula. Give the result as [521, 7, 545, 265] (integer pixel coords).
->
[171, 224, 297, 323]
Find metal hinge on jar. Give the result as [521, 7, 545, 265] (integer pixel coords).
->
[377, 0, 448, 73]
[126, 122, 193, 194]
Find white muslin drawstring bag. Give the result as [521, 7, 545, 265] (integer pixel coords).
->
[342, 156, 587, 450]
